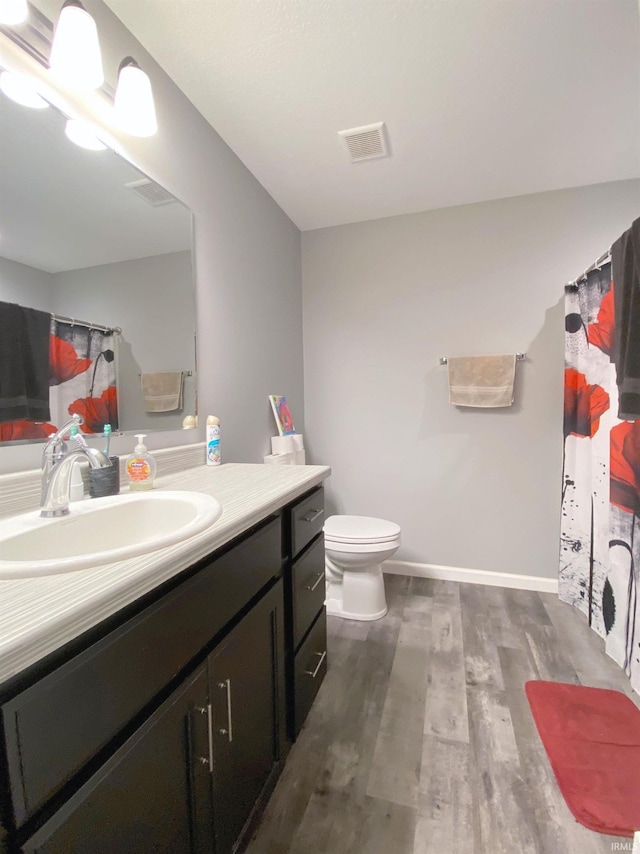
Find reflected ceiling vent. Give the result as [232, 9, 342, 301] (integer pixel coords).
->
[125, 177, 177, 206]
[338, 121, 389, 162]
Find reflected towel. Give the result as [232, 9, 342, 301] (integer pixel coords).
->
[141, 371, 184, 412]
[447, 354, 516, 407]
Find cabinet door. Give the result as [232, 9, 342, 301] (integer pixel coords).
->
[21, 667, 213, 854]
[209, 581, 285, 854]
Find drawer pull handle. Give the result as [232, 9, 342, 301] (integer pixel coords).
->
[305, 572, 325, 592]
[305, 650, 327, 679]
[302, 508, 323, 523]
[218, 679, 233, 743]
[195, 704, 214, 773]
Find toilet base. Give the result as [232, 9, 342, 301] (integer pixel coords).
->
[325, 598, 387, 621]
[324, 558, 388, 622]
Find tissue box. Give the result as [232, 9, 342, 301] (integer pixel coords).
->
[271, 434, 303, 454]
[266, 434, 305, 465]
[263, 449, 305, 466]
[264, 452, 296, 465]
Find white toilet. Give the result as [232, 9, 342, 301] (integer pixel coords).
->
[324, 515, 401, 621]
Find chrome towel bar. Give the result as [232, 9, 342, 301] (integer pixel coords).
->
[439, 352, 526, 366]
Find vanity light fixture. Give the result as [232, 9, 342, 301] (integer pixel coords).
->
[49, 0, 104, 91]
[0, 0, 28, 26]
[64, 118, 107, 150]
[114, 57, 157, 137]
[0, 70, 48, 108]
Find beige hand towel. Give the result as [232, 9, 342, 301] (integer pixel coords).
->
[447, 354, 516, 407]
[141, 371, 184, 412]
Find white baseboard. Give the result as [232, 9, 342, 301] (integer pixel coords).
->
[384, 559, 558, 594]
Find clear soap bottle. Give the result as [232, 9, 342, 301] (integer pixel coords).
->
[125, 434, 156, 490]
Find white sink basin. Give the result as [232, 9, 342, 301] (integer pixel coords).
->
[0, 491, 222, 579]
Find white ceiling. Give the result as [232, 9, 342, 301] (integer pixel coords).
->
[105, 0, 640, 231]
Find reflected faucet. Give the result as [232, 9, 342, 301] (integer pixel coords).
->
[41, 414, 112, 518]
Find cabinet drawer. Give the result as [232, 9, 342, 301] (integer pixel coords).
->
[291, 488, 324, 557]
[292, 536, 325, 649]
[293, 610, 327, 737]
[3, 517, 281, 827]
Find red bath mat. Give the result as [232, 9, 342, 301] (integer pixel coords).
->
[525, 681, 640, 838]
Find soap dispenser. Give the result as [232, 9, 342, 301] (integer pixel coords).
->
[125, 434, 156, 491]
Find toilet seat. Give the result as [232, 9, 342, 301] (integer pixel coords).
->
[324, 515, 401, 545]
[324, 537, 400, 554]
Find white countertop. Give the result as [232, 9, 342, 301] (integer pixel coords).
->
[0, 463, 330, 685]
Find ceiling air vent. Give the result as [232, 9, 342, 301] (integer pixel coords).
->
[125, 178, 177, 206]
[338, 121, 389, 162]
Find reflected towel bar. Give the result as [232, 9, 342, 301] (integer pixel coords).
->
[137, 370, 193, 377]
[439, 352, 526, 365]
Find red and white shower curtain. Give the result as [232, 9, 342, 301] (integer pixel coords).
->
[0, 319, 118, 442]
[561, 262, 639, 691]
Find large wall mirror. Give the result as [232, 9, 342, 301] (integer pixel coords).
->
[0, 82, 196, 446]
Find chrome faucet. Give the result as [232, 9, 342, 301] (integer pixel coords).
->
[41, 414, 112, 517]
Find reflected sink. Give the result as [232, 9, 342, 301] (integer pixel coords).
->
[0, 491, 222, 579]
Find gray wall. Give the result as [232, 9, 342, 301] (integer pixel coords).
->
[53, 252, 196, 433]
[302, 179, 640, 579]
[0, 256, 53, 311]
[0, 0, 303, 472]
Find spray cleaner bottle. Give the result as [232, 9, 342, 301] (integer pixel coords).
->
[206, 416, 221, 466]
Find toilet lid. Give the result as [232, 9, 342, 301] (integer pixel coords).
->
[323, 515, 401, 544]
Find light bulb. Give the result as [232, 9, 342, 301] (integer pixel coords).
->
[0, 0, 28, 25]
[49, 1, 104, 91]
[0, 71, 49, 109]
[64, 119, 107, 151]
[114, 58, 157, 137]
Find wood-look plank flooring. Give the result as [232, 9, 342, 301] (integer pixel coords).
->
[246, 575, 639, 853]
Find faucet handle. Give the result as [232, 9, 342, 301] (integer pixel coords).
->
[42, 414, 84, 467]
[46, 414, 84, 444]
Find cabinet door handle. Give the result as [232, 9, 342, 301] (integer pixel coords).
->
[302, 508, 323, 523]
[305, 571, 325, 592]
[195, 704, 214, 773]
[305, 650, 327, 679]
[218, 679, 233, 743]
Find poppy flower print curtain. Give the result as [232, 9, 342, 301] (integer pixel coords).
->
[561, 263, 640, 691]
[0, 319, 118, 442]
[49, 320, 118, 434]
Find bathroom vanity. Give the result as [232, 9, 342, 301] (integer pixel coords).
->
[0, 462, 330, 854]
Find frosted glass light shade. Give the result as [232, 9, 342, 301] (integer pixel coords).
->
[114, 59, 157, 137]
[0, 71, 49, 109]
[49, 1, 104, 91]
[64, 119, 107, 151]
[0, 0, 28, 25]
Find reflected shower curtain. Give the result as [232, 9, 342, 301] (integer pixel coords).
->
[49, 320, 119, 433]
[561, 263, 640, 691]
[0, 318, 119, 441]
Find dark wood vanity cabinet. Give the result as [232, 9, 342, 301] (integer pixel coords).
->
[0, 515, 287, 854]
[20, 665, 213, 854]
[283, 486, 328, 738]
[18, 582, 285, 854]
[0, 483, 328, 854]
